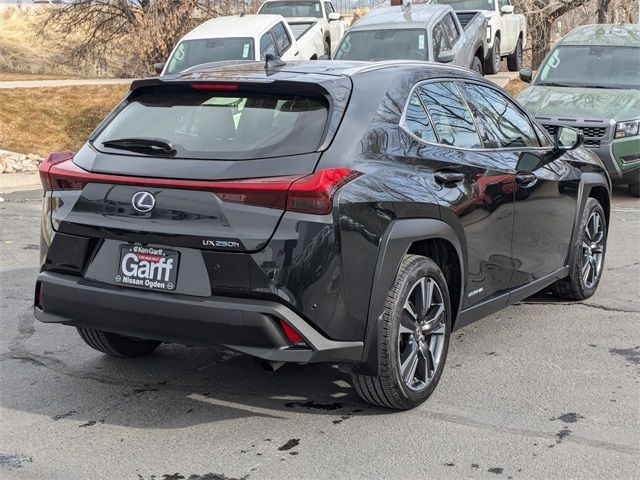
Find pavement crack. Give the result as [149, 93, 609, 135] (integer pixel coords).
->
[412, 409, 639, 455]
[518, 301, 639, 314]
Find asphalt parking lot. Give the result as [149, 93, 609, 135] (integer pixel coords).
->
[0, 188, 638, 480]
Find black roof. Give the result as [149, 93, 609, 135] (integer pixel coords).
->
[131, 60, 481, 91]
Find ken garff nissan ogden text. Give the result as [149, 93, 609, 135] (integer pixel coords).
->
[35, 60, 610, 409]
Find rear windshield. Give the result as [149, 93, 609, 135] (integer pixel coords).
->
[166, 38, 255, 75]
[95, 88, 329, 160]
[334, 29, 427, 62]
[260, 1, 323, 18]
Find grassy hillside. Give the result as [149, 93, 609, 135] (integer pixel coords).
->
[0, 85, 129, 156]
[0, 6, 75, 78]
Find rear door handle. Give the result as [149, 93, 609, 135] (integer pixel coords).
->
[515, 171, 538, 187]
[434, 171, 465, 186]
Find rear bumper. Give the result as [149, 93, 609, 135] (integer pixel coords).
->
[35, 271, 363, 364]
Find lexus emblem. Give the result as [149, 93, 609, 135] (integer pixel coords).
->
[131, 191, 156, 213]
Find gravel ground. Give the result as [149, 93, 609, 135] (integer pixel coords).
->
[0, 188, 638, 480]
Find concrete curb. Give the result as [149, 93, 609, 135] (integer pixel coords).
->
[0, 172, 40, 193]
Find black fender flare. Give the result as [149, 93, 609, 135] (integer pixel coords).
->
[353, 218, 464, 376]
[567, 172, 611, 267]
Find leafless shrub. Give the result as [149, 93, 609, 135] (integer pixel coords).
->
[36, 0, 262, 77]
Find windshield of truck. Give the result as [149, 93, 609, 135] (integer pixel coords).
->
[439, 0, 496, 10]
[166, 38, 255, 75]
[260, 1, 323, 18]
[95, 89, 329, 160]
[334, 29, 427, 61]
[535, 45, 640, 90]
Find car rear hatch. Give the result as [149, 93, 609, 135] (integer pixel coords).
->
[42, 74, 352, 254]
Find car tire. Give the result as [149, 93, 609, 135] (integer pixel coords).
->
[550, 198, 607, 301]
[485, 36, 501, 74]
[507, 38, 523, 72]
[351, 255, 451, 410]
[76, 327, 161, 357]
[471, 56, 484, 76]
[629, 182, 640, 198]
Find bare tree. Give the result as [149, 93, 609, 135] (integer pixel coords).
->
[596, 0, 613, 22]
[36, 0, 262, 77]
[513, 0, 591, 68]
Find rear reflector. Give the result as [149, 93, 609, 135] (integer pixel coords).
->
[39, 154, 360, 215]
[279, 320, 305, 344]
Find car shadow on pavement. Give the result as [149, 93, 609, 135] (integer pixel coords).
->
[2, 304, 392, 429]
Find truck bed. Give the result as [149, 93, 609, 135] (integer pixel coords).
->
[288, 21, 317, 40]
[456, 12, 481, 30]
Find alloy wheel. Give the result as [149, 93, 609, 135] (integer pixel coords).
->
[398, 277, 446, 392]
[581, 211, 605, 289]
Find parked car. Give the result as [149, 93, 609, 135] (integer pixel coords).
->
[517, 24, 640, 197]
[437, 0, 526, 74]
[333, 4, 487, 75]
[258, 0, 348, 57]
[36, 60, 610, 410]
[155, 14, 325, 75]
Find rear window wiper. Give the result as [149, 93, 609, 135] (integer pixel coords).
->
[100, 138, 177, 156]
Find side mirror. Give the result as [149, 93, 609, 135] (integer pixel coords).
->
[500, 5, 515, 14]
[555, 126, 583, 151]
[328, 12, 341, 21]
[437, 50, 455, 63]
[519, 68, 532, 83]
[153, 62, 164, 75]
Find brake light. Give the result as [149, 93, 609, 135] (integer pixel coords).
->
[287, 169, 361, 215]
[191, 83, 239, 91]
[39, 157, 360, 215]
[38, 151, 75, 191]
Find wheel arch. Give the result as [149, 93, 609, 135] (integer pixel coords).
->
[588, 185, 610, 229]
[567, 173, 611, 267]
[353, 218, 466, 376]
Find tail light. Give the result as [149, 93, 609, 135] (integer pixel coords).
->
[39, 153, 360, 215]
[286, 168, 361, 215]
[38, 151, 76, 191]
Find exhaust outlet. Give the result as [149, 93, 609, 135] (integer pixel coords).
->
[261, 361, 285, 372]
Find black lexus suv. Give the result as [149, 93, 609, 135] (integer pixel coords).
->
[35, 61, 611, 409]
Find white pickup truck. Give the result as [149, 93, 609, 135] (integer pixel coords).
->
[258, 0, 348, 57]
[437, 0, 526, 74]
[157, 14, 325, 75]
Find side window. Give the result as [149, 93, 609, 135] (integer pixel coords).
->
[270, 22, 292, 54]
[324, 2, 335, 14]
[461, 83, 541, 148]
[418, 82, 482, 149]
[260, 33, 277, 60]
[432, 23, 449, 58]
[404, 92, 437, 143]
[442, 14, 460, 46]
[499, 0, 510, 8]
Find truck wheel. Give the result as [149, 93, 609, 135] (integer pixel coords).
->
[324, 39, 331, 59]
[471, 56, 483, 75]
[485, 36, 501, 74]
[351, 255, 451, 410]
[629, 182, 640, 198]
[550, 198, 607, 301]
[76, 327, 161, 357]
[507, 38, 523, 71]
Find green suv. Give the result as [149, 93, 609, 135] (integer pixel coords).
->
[517, 24, 640, 197]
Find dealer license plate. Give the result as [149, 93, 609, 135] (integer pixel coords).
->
[115, 245, 179, 291]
